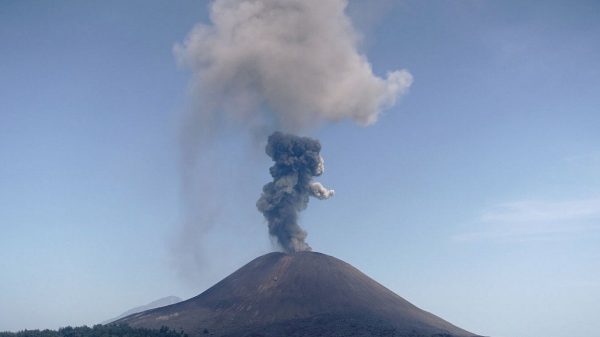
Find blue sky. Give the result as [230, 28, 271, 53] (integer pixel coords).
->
[1, 1, 599, 337]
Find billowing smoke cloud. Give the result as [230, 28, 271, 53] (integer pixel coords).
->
[257, 132, 334, 252]
[174, 0, 413, 131]
[172, 0, 412, 267]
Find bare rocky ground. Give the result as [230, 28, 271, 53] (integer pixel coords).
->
[117, 252, 482, 337]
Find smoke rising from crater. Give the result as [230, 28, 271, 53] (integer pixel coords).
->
[174, 0, 413, 131]
[173, 0, 412, 268]
[257, 132, 334, 252]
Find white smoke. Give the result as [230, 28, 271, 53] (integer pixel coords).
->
[310, 182, 335, 200]
[310, 155, 334, 200]
[174, 0, 413, 132]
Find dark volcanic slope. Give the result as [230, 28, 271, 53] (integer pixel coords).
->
[117, 252, 480, 337]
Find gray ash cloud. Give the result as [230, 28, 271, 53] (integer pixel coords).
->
[174, 0, 412, 132]
[172, 0, 412, 273]
[256, 132, 334, 253]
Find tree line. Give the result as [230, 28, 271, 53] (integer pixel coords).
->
[0, 324, 187, 337]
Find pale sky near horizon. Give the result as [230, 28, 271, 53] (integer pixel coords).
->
[1, 1, 599, 337]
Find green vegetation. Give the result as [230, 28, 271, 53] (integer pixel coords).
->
[0, 324, 187, 337]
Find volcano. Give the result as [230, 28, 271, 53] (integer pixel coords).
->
[116, 252, 481, 337]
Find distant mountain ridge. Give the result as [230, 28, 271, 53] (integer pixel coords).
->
[117, 252, 482, 337]
[102, 296, 182, 324]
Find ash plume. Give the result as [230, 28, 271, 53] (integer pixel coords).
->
[172, 0, 412, 271]
[257, 132, 334, 253]
[174, 0, 413, 132]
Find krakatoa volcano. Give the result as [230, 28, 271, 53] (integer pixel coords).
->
[116, 252, 481, 337]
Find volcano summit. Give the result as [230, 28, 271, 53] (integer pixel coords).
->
[116, 252, 480, 337]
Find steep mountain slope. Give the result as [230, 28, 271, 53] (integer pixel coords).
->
[117, 252, 481, 337]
